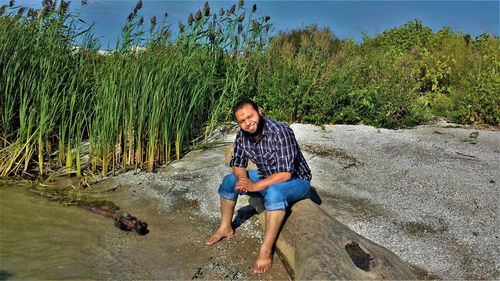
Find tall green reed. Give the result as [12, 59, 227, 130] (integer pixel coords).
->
[0, 0, 271, 178]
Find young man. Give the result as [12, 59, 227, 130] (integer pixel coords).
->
[205, 98, 312, 274]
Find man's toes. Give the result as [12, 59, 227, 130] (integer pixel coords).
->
[252, 263, 271, 275]
[255, 265, 268, 274]
[252, 267, 260, 274]
[205, 235, 219, 245]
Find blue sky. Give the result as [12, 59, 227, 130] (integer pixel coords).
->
[9, 1, 500, 49]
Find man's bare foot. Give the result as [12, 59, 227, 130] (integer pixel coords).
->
[205, 227, 234, 245]
[252, 249, 273, 275]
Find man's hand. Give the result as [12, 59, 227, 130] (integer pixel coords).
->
[235, 171, 292, 193]
[236, 178, 256, 193]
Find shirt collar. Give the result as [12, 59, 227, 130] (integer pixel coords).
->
[260, 117, 269, 137]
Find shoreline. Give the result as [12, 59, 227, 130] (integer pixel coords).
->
[2, 123, 498, 279]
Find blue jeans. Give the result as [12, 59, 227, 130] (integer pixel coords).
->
[218, 170, 311, 211]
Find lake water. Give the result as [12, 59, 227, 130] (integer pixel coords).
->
[0, 182, 290, 280]
[0, 185, 127, 280]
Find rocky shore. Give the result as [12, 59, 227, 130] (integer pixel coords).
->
[94, 122, 498, 279]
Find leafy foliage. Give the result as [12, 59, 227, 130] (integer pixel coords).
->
[253, 21, 498, 128]
[0, 3, 498, 178]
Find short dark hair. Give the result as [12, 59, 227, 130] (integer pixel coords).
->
[232, 98, 259, 119]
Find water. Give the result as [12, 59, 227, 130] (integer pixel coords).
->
[0, 185, 116, 280]
[0, 180, 290, 280]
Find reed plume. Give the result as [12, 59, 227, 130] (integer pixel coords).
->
[59, 0, 70, 15]
[150, 16, 156, 31]
[38, 5, 50, 19]
[16, 7, 25, 17]
[204, 1, 210, 17]
[26, 7, 37, 18]
[195, 10, 202, 22]
[134, 0, 143, 11]
[178, 21, 185, 33]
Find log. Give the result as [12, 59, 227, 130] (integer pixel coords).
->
[250, 198, 416, 280]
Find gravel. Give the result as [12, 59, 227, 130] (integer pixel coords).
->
[291, 123, 499, 280]
[98, 122, 499, 280]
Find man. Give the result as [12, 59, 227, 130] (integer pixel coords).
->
[205, 98, 312, 274]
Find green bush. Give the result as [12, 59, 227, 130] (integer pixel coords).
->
[252, 21, 498, 128]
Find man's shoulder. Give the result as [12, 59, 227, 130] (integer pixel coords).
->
[264, 118, 291, 133]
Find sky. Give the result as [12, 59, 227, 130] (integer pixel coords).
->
[9, 0, 500, 50]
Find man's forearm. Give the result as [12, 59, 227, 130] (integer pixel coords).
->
[233, 167, 291, 192]
[233, 166, 248, 180]
[252, 172, 291, 191]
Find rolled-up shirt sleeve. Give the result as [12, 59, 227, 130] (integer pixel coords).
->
[274, 127, 297, 173]
[229, 133, 248, 168]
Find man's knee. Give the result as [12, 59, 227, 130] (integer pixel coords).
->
[218, 173, 238, 201]
[263, 185, 286, 210]
[221, 173, 237, 187]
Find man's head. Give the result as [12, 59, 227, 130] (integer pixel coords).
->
[233, 98, 264, 136]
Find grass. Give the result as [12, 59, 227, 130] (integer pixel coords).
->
[0, 1, 497, 180]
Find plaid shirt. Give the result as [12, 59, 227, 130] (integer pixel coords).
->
[230, 117, 312, 180]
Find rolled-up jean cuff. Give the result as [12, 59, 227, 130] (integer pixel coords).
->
[218, 187, 238, 201]
[264, 201, 287, 211]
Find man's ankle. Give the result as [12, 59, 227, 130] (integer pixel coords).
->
[258, 246, 272, 256]
[217, 225, 234, 232]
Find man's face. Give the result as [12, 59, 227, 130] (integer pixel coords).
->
[235, 104, 261, 134]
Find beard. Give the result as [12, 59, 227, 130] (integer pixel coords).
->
[242, 115, 265, 138]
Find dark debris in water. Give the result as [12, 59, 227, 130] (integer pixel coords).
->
[114, 211, 149, 235]
[27, 187, 149, 235]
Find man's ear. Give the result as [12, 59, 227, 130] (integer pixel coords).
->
[258, 108, 262, 115]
